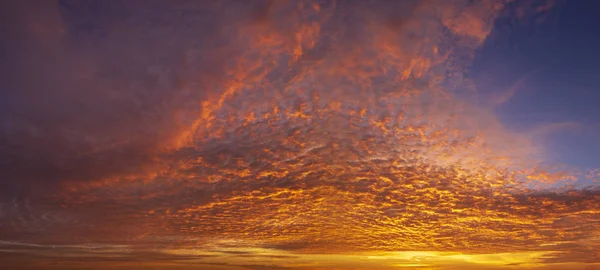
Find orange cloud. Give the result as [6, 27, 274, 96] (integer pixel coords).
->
[1, 0, 597, 270]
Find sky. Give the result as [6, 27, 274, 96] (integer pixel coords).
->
[473, 0, 600, 171]
[0, 0, 599, 270]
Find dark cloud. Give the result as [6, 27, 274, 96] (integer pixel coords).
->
[0, 0, 244, 195]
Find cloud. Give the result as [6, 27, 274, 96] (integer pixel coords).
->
[1, 0, 598, 269]
[0, 0, 262, 195]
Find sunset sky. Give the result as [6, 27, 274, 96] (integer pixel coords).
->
[0, 0, 599, 270]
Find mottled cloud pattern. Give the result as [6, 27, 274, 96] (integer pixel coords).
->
[0, 0, 598, 270]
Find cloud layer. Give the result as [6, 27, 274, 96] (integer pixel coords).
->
[0, 0, 598, 269]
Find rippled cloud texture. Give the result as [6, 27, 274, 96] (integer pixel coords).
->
[0, 0, 599, 269]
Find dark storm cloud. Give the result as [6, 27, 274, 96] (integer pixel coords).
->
[0, 0, 278, 195]
[1, 0, 165, 193]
